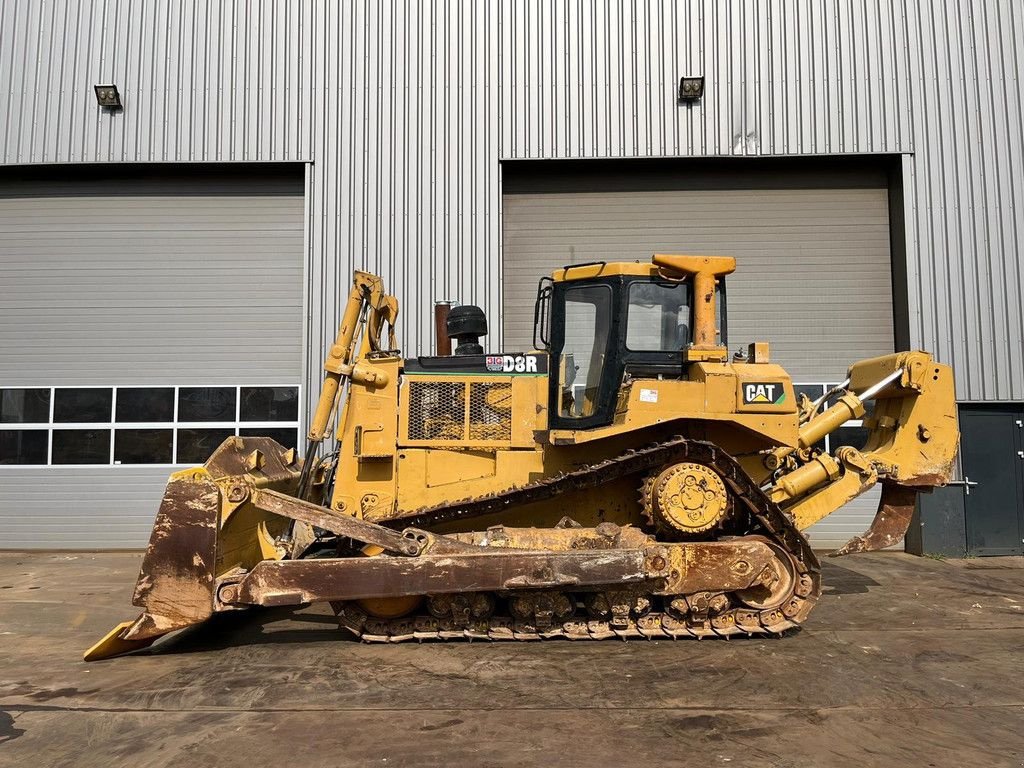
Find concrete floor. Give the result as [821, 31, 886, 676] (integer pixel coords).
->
[0, 552, 1022, 768]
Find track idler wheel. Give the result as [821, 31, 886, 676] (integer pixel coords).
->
[734, 542, 798, 610]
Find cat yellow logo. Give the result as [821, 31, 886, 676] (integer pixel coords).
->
[743, 382, 786, 405]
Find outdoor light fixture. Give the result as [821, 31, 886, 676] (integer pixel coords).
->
[94, 84, 122, 110]
[678, 76, 704, 102]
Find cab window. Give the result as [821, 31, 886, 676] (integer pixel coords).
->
[626, 280, 691, 351]
[558, 284, 613, 418]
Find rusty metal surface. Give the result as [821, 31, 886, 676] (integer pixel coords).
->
[86, 437, 303, 659]
[394, 437, 818, 586]
[433, 302, 452, 355]
[250, 488, 421, 556]
[228, 548, 665, 607]
[447, 522, 654, 551]
[660, 538, 777, 595]
[123, 477, 221, 641]
[204, 436, 300, 483]
[223, 532, 778, 610]
[833, 481, 919, 556]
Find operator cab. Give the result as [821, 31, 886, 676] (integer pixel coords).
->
[534, 258, 728, 430]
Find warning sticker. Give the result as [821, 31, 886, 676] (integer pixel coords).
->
[639, 388, 659, 404]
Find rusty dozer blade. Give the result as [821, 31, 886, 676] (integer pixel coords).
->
[84, 436, 302, 661]
[832, 481, 918, 556]
[84, 476, 221, 661]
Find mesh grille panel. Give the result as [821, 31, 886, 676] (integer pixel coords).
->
[407, 381, 465, 441]
[468, 383, 512, 441]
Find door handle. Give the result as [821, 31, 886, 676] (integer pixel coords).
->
[948, 477, 980, 495]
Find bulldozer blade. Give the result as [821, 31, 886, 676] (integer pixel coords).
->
[832, 481, 918, 556]
[83, 475, 221, 661]
[83, 436, 303, 661]
[83, 620, 161, 662]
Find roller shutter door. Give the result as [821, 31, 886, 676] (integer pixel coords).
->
[0, 168, 304, 548]
[502, 186, 893, 549]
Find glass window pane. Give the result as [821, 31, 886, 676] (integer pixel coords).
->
[178, 387, 236, 422]
[116, 388, 174, 423]
[240, 387, 299, 422]
[559, 285, 612, 418]
[0, 389, 50, 424]
[52, 429, 110, 464]
[177, 427, 235, 465]
[53, 389, 112, 423]
[0, 430, 48, 464]
[240, 427, 298, 450]
[626, 281, 691, 351]
[114, 429, 173, 464]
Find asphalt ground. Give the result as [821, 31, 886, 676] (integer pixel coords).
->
[0, 550, 1022, 768]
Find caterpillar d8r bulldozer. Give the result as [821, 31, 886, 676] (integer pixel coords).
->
[85, 254, 959, 660]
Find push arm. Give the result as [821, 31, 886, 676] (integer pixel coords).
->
[299, 271, 398, 495]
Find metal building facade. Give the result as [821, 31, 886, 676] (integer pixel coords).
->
[2, 0, 1022, 402]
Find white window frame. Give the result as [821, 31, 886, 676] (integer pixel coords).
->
[0, 384, 301, 468]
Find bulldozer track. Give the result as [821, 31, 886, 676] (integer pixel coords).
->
[336, 437, 822, 642]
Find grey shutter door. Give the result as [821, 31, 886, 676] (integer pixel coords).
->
[0, 171, 304, 548]
[502, 187, 893, 549]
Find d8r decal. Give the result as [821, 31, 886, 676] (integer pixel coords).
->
[486, 355, 540, 374]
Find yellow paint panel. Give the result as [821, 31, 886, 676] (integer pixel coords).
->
[426, 450, 497, 487]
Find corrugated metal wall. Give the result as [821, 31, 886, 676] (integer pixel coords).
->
[902, 2, 1024, 402]
[305, 1, 500, 378]
[0, 0, 1022, 401]
[499, 0, 913, 158]
[0, 0, 312, 164]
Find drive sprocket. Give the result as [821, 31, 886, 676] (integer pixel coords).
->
[641, 461, 731, 535]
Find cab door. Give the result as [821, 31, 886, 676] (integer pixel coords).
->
[547, 279, 621, 430]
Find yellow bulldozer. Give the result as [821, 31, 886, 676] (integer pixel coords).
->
[85, 254, 959, 660]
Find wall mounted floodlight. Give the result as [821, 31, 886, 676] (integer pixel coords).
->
[678, 76, 704, 102]
[94, 84, 122, 110]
